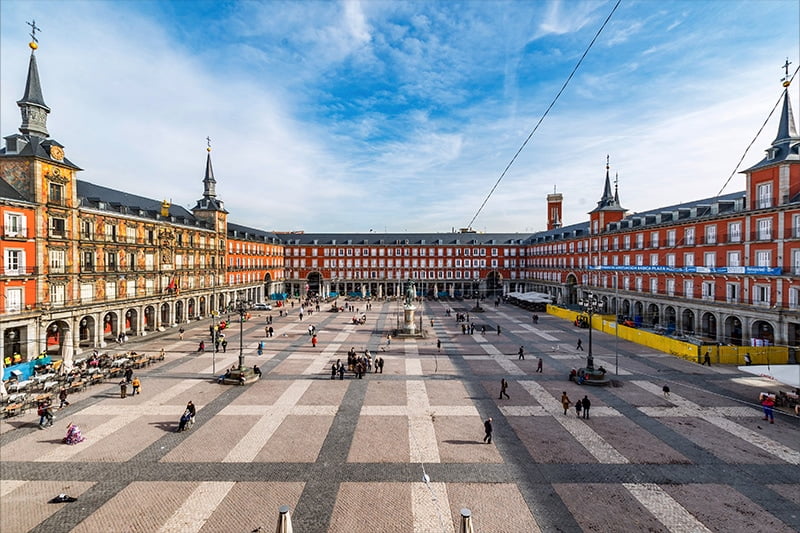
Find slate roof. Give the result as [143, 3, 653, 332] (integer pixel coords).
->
[227, 222, 281, 243]
[0, 134, 81, 170]
[0, 179, 29, 202]
[279, 232, 532, 246]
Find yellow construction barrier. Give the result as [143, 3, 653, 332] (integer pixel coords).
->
[545, 305, 789, 365]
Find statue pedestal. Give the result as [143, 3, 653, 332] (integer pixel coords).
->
[403, 306, 417, 335]
[220, 367, 260, 386]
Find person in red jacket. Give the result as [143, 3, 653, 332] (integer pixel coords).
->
[760, 394, 775, 423]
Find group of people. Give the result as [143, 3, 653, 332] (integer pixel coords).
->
[118, 367, 141, 398]
[559, 392, 592, 418]
[330, 348, 385, 379]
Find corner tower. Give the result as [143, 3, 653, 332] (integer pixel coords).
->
[191, 140, 228, 233]
[546, 187, 563, 230]
[588, 156, 626, 234]
[742, 60, 800, 209]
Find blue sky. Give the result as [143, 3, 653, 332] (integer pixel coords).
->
[1, 0, 798, 233]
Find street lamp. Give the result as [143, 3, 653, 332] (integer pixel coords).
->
[579, 291, 602, 371]
[235, 299, 247, 371]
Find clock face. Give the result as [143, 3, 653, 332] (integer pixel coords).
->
[50, 145, 64, 161]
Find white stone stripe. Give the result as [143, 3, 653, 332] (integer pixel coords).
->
[406, 381, 440, 463]
[0, 479, 27, 498]
[406, 359, 423, 375]
[35, 415, 140, 462]
[143, 379, 202, 406]
[412, 482, 453, 533]
[624, 483, 711, 533]
[220, 404, 339, 416]
[223, 380, 312, 462]
[632, 380, 800, 465]
[81, 405, 200, 417]
[638, 406, 759, 418]
[519, 381, 628, 464]
[499, 405, 623, 418]
[158, 481, 235, 533]
[519, 324, 559, 341]
[302, 330, 350, 375]
[361, 405, 477, 417]
[480, 344, 525, 375]
[703, 416, 800, 465]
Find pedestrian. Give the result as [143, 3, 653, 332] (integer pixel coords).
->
[744, 352, 752, 366]
[499, 378, 510, 399]
[581, 395, 591, 419]
[311, 334, 318, 348]
[497, 325, 501, 335]
[518, 346, 524, 360]
[179, 327, 184, 340]
[437, 339, 441, 352]
[576, 338, 584, 351]
[215, 339, 220, 352]
[761, 393, 775, 423]
[355, 361, 364, 379]
[703, 350, 711, 366]
[561, 391, 571, 415]
[483, 417, 493, 444]
[198, 340, 205, 352]
[265, 326, 269, 337]
[377, 356, 384, 373]
[575, 398, 583, 417]
[222, 338, 228, 352]
[338, 363, 345, 380]
[536, 357, 543, 373]
[124, 367, 133, 383]
[131, 376, 141, 395]
[269, 326, 274, 337]
[253, 365, 262, 378]
[58, 388, 70, 409]
[119, 380, 128, 399]
[299, 311, 304, 321]
[331, 361, 338, 379]
[662, 385, 671, 399]
[387, 334, 391, 347]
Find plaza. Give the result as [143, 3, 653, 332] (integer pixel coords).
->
[1, 300, 798, 532]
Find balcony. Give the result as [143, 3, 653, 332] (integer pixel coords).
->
[2, 266, 37, 277]
[2, 226, 30, 239]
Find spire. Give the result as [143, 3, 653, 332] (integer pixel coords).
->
[17, 22, 50, 137]
[203, 137, 217, 198]
[594, 155, 616, 210]
[614, 172, 620, 204]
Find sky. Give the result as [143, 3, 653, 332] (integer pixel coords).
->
[1, 0, 799, 234]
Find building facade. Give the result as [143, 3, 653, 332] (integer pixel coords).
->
[1, 38, 799, 379]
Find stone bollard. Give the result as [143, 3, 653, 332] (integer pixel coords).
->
[275, 505, 293, 533]
[460, 508, 474, 533]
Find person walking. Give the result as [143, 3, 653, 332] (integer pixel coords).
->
[124, 367, 133, 383]
[499, 378, 510, 400]
[222, 338, 228, 352]
[437, 339, 441, 352]
[536, 357, 543, 373]
[131, 376, 141, 395]
[761, 394, 775, 423]
[662, 385, 671, 399]
[198, 340, 205, 352]
[483, 417, 493, 444]
[561, 391, 571, 415]
[497, 325, 501, 335]
[179, 327, 185, 340]
[576, 338, 584, 351]
[377, 356, 384, 373]
[58, 388, 70, 409]
[581, 395, 591, 419]
[331, 361, 338, 380]
[518, 346, 524, 360]
[575, 398, 583, 417]
[338, 363, 345, 380]
[703, 350, 711, 366]
[744, 352, 752, 366]
[119, 380, 128, 399]
[311, 335, 318, 348]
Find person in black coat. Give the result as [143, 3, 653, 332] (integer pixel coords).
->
[581, 395, 591, 419]
[483, 417, 493, 444]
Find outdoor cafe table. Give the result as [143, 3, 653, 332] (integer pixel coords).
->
[111, 358, 130, 367]
[8, 380, 33, 393]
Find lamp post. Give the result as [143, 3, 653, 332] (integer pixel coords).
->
[614, 273, 619, 376]
[579, 292, 602, 371]
[235, 299, 247, 371]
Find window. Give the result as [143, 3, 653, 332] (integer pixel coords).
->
[5, 287, 22, 313]
[49, 182, 64, 205]
[82, 251, 95, 271]
[623, 235, 631, 249]
[727, 251, 740, 268]
[650, 278, 658, 294]
[650, 232, 659, 248]
[755, 250, 771, 267]
[666, 230, 676, 246]
[50, 284, 65, 306]
[684, 280, 694, 299]
[49, 217, 66, 237]
[756, 182, 772, 209]
[126, 280, 135, 297]
[666, 254, 676, 267]
[684, 227, 695, 246]
[666, 279, 675, 296]
[635, 277, 643, 291]
[635, 254, 644, 266]
[126, 227, 136, 243]
[684, 253, 694, 267]
[704, 252, 715, 268]
[104, 224, 117, 242]
[4, 249, 23, 275]
[726, 283, 739, 304]
[128, 252, 136, 271]
[81, 219, 93, 239]
[4, 212, 24, 237]
[704, 225, 716, 244]
[106, 252, 117, 271]
[794, 215, 800, 238]
[49, 250, 65, 273]
[793, 249, 800, 275]
[636, 234, 644, 249]
[650, 254, 659, 266]
[757, 218, 772, 240]
[728, 222, 741, 243]
[80, 283, 94, 303]
[105, 281, 116, 301]
[702, 281, 715, 301]
[753, 285, 770, 306]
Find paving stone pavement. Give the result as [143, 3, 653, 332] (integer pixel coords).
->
[1, 301, 799, 533]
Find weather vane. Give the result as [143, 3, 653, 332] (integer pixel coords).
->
[27, 19, 41, 47]
[206, 136, 211, 152]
